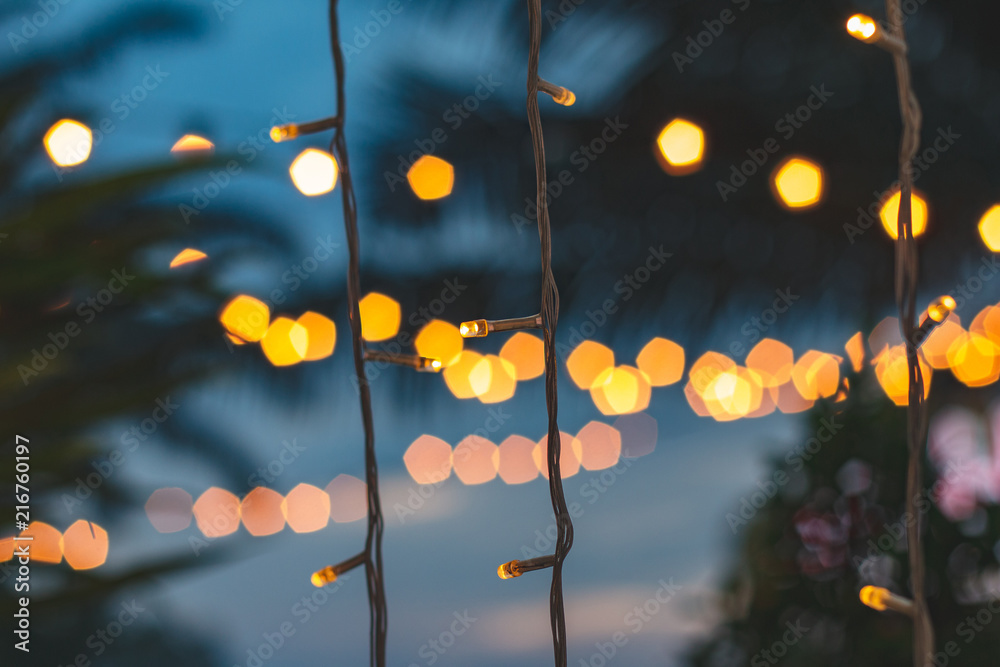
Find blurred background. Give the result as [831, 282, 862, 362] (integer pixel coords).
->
[3, 0, 1000, 664]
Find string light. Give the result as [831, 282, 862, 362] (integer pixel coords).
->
[311, 551, 366, 587]
[846, 14, 907, 54]
[459, 314, 542, 338]
[849, 2, 934, 661]
[537, 79, 576, 107]
[364, 349, 442, 372]
[497, 555, 556, 580]
[859, 586, 916, 617]
[270, 115, 342, 143]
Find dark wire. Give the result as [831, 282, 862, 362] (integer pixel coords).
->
[884, 1, 934, 664]
[328, 2, 387, 665]
[526, 1, 573, 664]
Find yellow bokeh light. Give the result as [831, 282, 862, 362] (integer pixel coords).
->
[44, 119, 92, 167]
[566, 341, 615, 389]
[169, 248, 208, 268]
[19, 522, 63, 564]
[688, 351, 736, 394]
[971, 305, 1000, 346]
[771, 157, 824, 210]
[261, 317, 309, 366]
[635, 337, 685, 387]
[774, 380, 815, 414]
[240, 487, 285, 536]
[359, 292, 401, 342]
[282, 484, 330, 534]
[845, 332, 865, 373]
[406, 155, 455, 200]
[453, 435, 499, 485]
[576, 421, 622, 471]
[415, 320, 464, 367]
[290, 148, 339, 196]
[978, 205, 1000, 251]
[193, 487, 241, 538]
[497, 435, 539, 485]
[869, 316, 902, 361]
[443, 350, 484, 399]
[403, 435, 453, 484]
[790, 351, 840, 401]
[470, 354, 517, 404]
[846, 14, 878, 42]
[144, 488, 193, 533]
[220, 295, 270, 343]
[533, 432, 582, 479]
[656, 118, 705, 175]
[61, 520, 109, 570]
[296, 311, 336, 361]
[703, 367, 762, 421]
[947, 333, 1000, 387]
[875, 345, 931, 405]
[745, 339, 793, 388]
[500, 332, 545, 380]
[879, 189, 928, 239]
[590, 366, 651, 415]
[921, 318, 964, 369]
[170, 134, 214, 154]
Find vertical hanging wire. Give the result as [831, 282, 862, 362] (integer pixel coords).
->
[526, 0, 574, 664]
[328, 1, 388, 664]
[884, 0, 934, 664]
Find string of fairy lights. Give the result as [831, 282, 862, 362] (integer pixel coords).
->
[33, 3, 1000, 667]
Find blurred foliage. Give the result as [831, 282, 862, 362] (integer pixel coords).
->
[686, 366, 1000, 667]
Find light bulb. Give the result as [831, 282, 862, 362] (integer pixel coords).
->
[460, 320, 488, 338]
[846, 14, 878, 42]
[271, 124, 299, 143]
[552, 88, 576, 107]
[498, 560, 522, 579]
[859, 585, 888, 611]
[927, 295, 957, 323]
[311, 566, 338, 587]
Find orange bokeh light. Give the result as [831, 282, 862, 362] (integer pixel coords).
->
[145, 488, 193, 533]
[220, 295, 270, 343]
[415, 320, 464, 367]
[875, 344, 932, 405]
[845, 332, 865, 373]
[61, 520, 109, 570]
[771, 157, 824, 210]
[297, 311, 336, 361]
[879, 189, 928, 239]
[921, 318, 964, 369]
[403, 435, 453, 484]
[635, 337, 685, 387]
[656, 118, 705, 175]
[193, 487, 241, 538]
[169, 248, 208, 268]
[470, 355, 517, 404]
[497, 435, 539, 485]
[566, 341, 615, 389]
[358, 292, 401, 342]
[407, 155, 455, 200]
[791, 351, 840, 400]
[171, 134, 214, 154]
[261, 317, 309, 366]
[745, 339, 793, 388]
[443, 350, 484, 399]
[283, 484, 331, 533]
[533, 432, 582, 479]
[241, 487, 285, 536]
[500, 332, 545, 381]
[452, 435, 499, 485]
[590, 365, 651, 415]
[947, 333, 1000, 387]
[576, 421, 622, 471]
[19, 522, 62, 564]
[326, 474, 367, 523]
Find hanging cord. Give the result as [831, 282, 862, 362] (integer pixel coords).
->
[526, 0, 573, 664]
[884, 1, 933, 664]
[328, 1, 387, 664]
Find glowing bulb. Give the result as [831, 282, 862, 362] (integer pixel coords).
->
[170, 248, 208, 268]
[271, 124, 299, 143]
[407, 155, 455, 200]
[312, 566, 338, 587]
[859, 585, 888, 611]
[927, 295, 957, 323]
[656, 118, 705, 175]
[290, 148, 339, 196]
[978, 205, 1000, 251]
[44, 119, 92, 167]
[460, 319, 488, 338]
[847, 14, 879, 42]
[879, 190, 928, 239]
[552, 88, 576, 106]
[498, 560, 522, 579]
[771, 157, 824, 210]
[171, 134, 214, 154]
